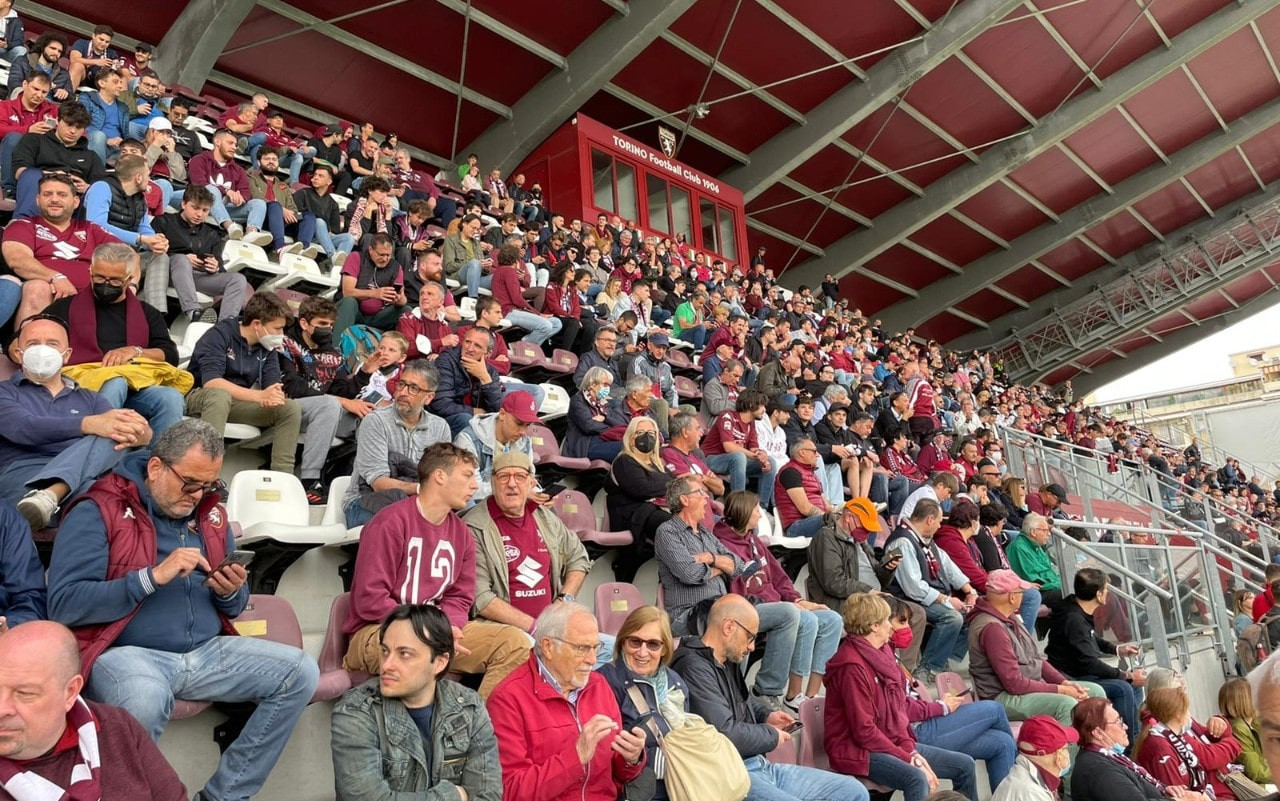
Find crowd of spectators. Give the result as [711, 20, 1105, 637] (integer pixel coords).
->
[1, 11, 1278, 801]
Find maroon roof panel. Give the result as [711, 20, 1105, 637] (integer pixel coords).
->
[955, 182, 1053, 243]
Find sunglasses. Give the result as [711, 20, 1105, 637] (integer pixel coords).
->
[623, 636, 664, 652]
[163, 462, 227, 497]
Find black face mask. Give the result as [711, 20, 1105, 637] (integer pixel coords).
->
[634, 432, 657, 453]
[92, 283, 124, 303]
[310, 326, 334, 349]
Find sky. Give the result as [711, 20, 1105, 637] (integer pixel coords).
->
[1087, 301, 1280, 403]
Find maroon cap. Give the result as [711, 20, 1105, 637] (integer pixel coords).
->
[501, 390, 539, 423]
[1017, 715, 1079, 755]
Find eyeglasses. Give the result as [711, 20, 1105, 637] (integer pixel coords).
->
[89, 274, 127, 288]
[731, 619, 758, 643]
[163, 462, 226, 497]
[623, 636, 664, 652]
[395, 381, 429, 396]
[493, 470, 531, 484]
[551, 637, 599, 658]
[1104, 715, 1125, 727]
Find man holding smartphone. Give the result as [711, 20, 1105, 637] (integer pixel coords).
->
[45, 418, 319, 801]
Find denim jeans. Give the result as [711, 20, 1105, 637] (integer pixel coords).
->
[1017, 584, 1044, 633]
[502, 379, 545, 410]
[752, 604, 841, 694]
[0, 275, 19, 327]
[677, 325, 707, 350]
[818, 461, 845, 507]
[0, 130, 22, 192]
[86, 130, 118, 164]
[87, 637, 319, 801]
[505, 309, 561, 346]
[95, 378, 185, 437]
[344, 496, 376, 529]
[920, 600, 967, 673]
[261, 200, 287, 249]
[784, 513, 826, 539]
[154, 178, 175, 213]
[705, 452, 778, 507]
[245, 131, 268, 162]
[0, 435, 126, 508]
[308, 216, 355, 258]
[914, 699, 1016, 790]
[281, 146, 316, 184]
[867, 743, 976, 801]
[205, 184, 267, 229]
[1077, 675, 1141, 735]
[743, 755, 869, 801]
[458, 259, 493, 298]
[588, 439, 623, 462]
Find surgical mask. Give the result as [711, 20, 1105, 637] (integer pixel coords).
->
[310, 327, 334, 349]
[91, 282, 124, 303]
[258, 333, 285, 352]
[890, 626, 914, 650]
[634, 432, 657, 453]
[1107, 742, 1125, 756]
[596, 385, 611, 402]
[21, 344, 65, 380]
[989, 450, 1002, 462]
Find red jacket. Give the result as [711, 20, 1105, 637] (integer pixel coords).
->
[933, 525, 989, 593]
[492, 264, 537, 315]
[1253, 585, 1274, 622]
[397, 307, 455, 358]
[1135, 720, 1240, 800]
[824, 635, 942, 777]
[487, 655, 645, 801]
[543, 282, 580, 319]
[712, 522, 800, 603]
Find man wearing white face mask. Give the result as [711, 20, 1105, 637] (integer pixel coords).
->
[0, 313, 152, 531]
[185, 290, 302, 473]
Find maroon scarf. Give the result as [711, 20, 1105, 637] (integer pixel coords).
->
[68, 289, 148, 363]
[0, 697, 101, 801]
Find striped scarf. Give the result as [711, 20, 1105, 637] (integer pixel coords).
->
[0, 697, 101, 801]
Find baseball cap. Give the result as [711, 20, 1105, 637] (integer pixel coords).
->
[987, 569, 1034, 594]
[827, 402, 850, 414]
[492, 450, 533, 474]
[647, 332, 670, 347]
[323, 123, 343, 136]
[500, 390, 539, 424]
[1043, 483, 1068, 502]
[148, 117, 172, 131]
[842, 497, 882, 532]
[1017, 715, 1078, 755]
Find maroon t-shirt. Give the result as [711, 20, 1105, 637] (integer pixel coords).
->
[2, 218, 120, 288]
[491, 498, 552, 618]
[702, 410, 758, 456]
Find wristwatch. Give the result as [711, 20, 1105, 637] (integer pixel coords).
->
[49, 272, 66, 284]
[558, 593, 575, 603]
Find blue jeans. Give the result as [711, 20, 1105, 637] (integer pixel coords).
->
[458, 259, 493, 298]
[95, 378, 185, 436]
[344, 496, 375, 529]
[505, 309, 562, 346]
[0, 275, 18, 327]
[588, 439, 623, 462]
[87, 637, 319, 801]
[304, 215, 355, 257]
[705, 452, 778, 507]
[914, 699, 1016, 790]
[245, 131, 268, 162]
[205, 184, 267, 229]
[754, 603, 842, 696]
[784, 513, 826, 539]
[14, 167, 47, 218]
[86, 130, 118, 164]
[818, 461, 844, 507]
[261, 200, 288, 249]
[920, 601, 967, 673]
[677, 325, 707, 350]
[867, 744, 976, 801]
[502, 379, 545, 410]
[1078, 675, 1141, 736]
[154, 178, 175, 213]
[281, 146, 316, 185]
[744, 755, 869, 801]
[1017, 584, 1043, 633]
[0, 435, 126, 508]
[0, 131, 22, 193]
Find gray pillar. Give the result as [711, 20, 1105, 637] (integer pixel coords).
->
[154, 0, 259, 92]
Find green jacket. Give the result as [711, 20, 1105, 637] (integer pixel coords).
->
[330, 678, 502, 801]
[441, 232, 478, 277]
[1006, 534, 1060, 592]
[462, 499, 592, 616]
[247, 169, 298, 213]
[1231, 716, 1272, 783]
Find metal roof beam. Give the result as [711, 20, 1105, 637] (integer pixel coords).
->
[948, 181, 1280, 350]
[152, 0, 258, 92]
[660, 32, 806, 123]
[256, 0, 512, 118]
[746, 219, 825, 256]
[434, 0, 567, 69]
[722, 0, 1024, 202]
[463, 0, 699, 171]
[878, 93, 1280, 332]
[781, 0, 1272, 291]
[600, 84, 749, 164]
[1069, 287, 1280, 393]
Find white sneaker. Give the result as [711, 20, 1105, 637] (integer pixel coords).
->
[783, 693, 807, 713]
[299, 244, 323, 260]
[244, 230, 274, 247]
[226, 223, 244, 240]
[331, 250, 349, 268]
[276, 242, 304, 260]
[17, 488, 59, 531]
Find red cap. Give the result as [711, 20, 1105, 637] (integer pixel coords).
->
[501, 390, 539, 423]
[1017, 715, 1079, 755]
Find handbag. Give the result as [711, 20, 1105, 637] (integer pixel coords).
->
[1219, 769, 1271, 801]
[626, 684, 750, 801]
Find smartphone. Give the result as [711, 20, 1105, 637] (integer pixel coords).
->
[784, 721, 804, 734]
[214, 550, 256, 571]
[957, 688, 972, 698]
[879, 550, 903, 568]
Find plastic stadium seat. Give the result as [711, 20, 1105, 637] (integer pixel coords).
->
[594, 582, 647, 636]
[547, 349, 578, 375]
[509, 341, 550, 371]
[935, 671, 970, 702]
[666, 348, 696, 373]
[538, 383, 570, 420]
[222, 241, 286, 287]
[552, 490, 631, 550]
[225, 471, 350, 593]
[263, 253, 340, 296]
[233, 594, 304, 648]
[321, 475, 363, 545]
[674, 375, 701, 401]
[316, 593, 368, 701]
[797, 697, 827, 769]
[527, 424, 590, 473]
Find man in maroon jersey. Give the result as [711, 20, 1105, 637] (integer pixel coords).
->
[1, 172, 119, 323]
[0, 73, 57, 198]
[344, 442, 480, 674]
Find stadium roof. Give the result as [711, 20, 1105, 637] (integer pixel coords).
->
[28, 0, 1280, 391]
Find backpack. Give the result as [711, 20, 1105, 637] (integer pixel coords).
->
[1237, 612, 1280, 674]
[337, 324, 382, 374]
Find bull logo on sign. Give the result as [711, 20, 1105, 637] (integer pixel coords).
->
[658, 125, 676, 159]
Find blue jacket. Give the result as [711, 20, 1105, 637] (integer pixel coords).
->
[79, 90, 131, 140]
[428, 346, 502, 420]
[564, 391, 609, 459]
[46, 452, 248, 652]
[0, 499, 46, 626]
[0, 374, 111, 467]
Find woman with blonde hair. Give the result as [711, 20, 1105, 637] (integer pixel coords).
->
[1218, 676, 1270, 783]
[594, 275, 625, 318]
[599, 606, 691, 801]
[604, 415, 673, 582]
[1232, 589, 1257, 636]
[1000, 476, 1028, 530]
[1135, 687, 1240, 799]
